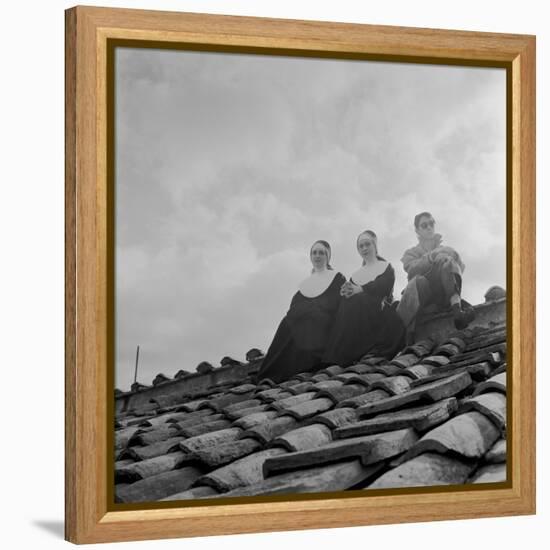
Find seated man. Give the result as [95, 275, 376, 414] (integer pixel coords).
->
[396, 211, 475, 337]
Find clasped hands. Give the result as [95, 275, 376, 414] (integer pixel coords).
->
[340, 280, 362, 299]
[428, 246, 459, 265]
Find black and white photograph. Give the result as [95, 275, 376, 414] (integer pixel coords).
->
[113, 46, 508, 504]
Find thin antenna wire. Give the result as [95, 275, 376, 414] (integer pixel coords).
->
[133, 345, 140, 384]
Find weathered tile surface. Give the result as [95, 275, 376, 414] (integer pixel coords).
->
[485, 439, 507, 463]
[197, 448, 287, 492]
[193, 438, 262, 468]
[402, 411, 500, 461]
[356, 372, 472, 418]
[115, 466, 203, 503]
[469, 463, 507, 484]
[233, 410, 278, 430]
[115, 310, 508, 503]
[242, 415, 300, 444]
[272, 423, 333, 452]
[367, 452, 475, 489]
[279, 397, 334, 420]
[473, 372, 507, 396]
[263, 429, 417, 477]
[211, 459, 384, 497]
[458, 392, 507, 434]
[335, 398, 457, 438]
[305, 407, 358, 430]
[179, 427, 243, 455]
[116, 452, 188, 483]
[317, 383, 367, 404]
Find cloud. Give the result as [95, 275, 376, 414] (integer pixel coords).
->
[114, 48, 506, 391]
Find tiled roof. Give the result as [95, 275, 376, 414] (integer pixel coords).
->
[114, 298, 507, 503]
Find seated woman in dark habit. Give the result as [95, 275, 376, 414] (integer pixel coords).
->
[256, 240, 345, 384]
[323, 230, 404, 367]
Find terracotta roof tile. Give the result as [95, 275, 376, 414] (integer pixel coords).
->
[278, 397, 334, 421]
[356, 372, 472, 417]
[256, 388, 292, 402]
[199, 391, 256, 412]
[345, 363, 378, 374]
[371, 375, 412, 396]
[179, 427, 243, 456]
[338, 388, 391, 409]
[303, 407, 358, 430]
[341, 372, 387, 387]
[114, 301, 509, 503]
[115, 427, 139, 450]
[401, 411, 500, 461]
[271, 423, 333, 452]
[228, 383, 257, 394]
[371, 364, 409, 377]
[286, 381, 317, 395]
[293, 372, 314, 381]
[405, 363, 436, 379]
[210, 459, 385, 497]
[316, 383, 367, 405]
[492, 362, 507, 376]
[484, 439, 507, 463]
[433, 343, 461, 357]
[221, 398, 262, 415]
[163, 410, 211, 424]
[241, 416, 300, 444]
[318, 365, 346, 376]
[367, 452, 474, 488]
[458, 392, 506, 435]
[469, 463, 507, 484]
[390, 354, 419, 368]
[133, 411, 181, 428]
[115, 466, 203, 503]
[192, 437, 262, 468]
[269, 392, 317, 412]
[128, 424, 180, 447]
[172, 412, 224, 431]
[408, 361, 492, 387]
[126, 436, 184, 461]
[180, 418, 232, 438]
[310, 372, 331, 382]
[312, 379, 344, 391]
[451, 351, 503, 370]
[233, 410, 278, 430]
[334, 398, 458, 438]
[126, 414, 157, 427]
[401, 339, 435, 357]
[422, 355, 451, 367]
[115, 452, 188, 483]
[225, 404, 270, 420]
[196, 448, 287, 492]
[178, 399, 209, 413]
[115, 458, 135, 469]
[445, 336, 467, 351]
[473, 372, 507, 396]
[263, 429, 417, 477]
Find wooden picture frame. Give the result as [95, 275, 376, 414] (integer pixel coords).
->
[65, 5, 536, 544]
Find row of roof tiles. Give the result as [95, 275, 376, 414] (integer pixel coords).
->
[114, 321, 507, 503]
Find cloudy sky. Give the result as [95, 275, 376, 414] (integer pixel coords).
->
[115, 47, 506, 391]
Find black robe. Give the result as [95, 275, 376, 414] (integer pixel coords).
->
[256, 272, 346, 384]
[323, 263, 404, 367]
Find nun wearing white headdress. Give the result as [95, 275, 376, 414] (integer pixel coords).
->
[256, 240, 346, 384]
[323, 230, 404, 367]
